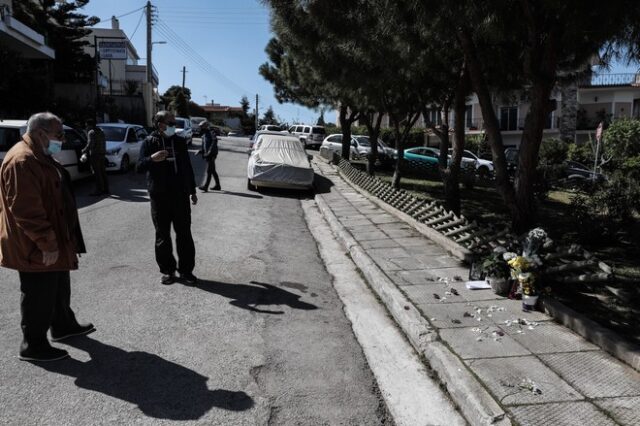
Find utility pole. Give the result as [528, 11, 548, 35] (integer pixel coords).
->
[146, 1, 152, 85]
[255, 93, 259, 130]
[145, 1, 153, 126]
[181, 66, 187, 89]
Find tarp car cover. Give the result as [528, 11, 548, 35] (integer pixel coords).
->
[247, 134, 314, 187]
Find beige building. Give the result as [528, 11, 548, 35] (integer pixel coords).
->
[0, 0, 54, 59]
[83, 17, 160, 125]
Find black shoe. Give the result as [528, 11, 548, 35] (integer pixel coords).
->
[19, 346, 69, 362]
[198, 186, 208, 192]
[161, 273, 176, 285]
[211, 185, 221, 191]
[179, 272, 198, 285]
[51, 323, 96, 342]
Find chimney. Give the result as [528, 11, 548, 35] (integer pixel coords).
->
[111, 16, 119, 30]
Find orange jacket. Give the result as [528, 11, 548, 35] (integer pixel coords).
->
[0, 135, 84, 272]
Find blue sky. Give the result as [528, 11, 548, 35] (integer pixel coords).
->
[81, 1, 638, 126]
[83, 0, 327, 125]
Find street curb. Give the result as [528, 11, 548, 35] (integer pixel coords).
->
[335, 167, 474, 263]
[315, 193, 510, 426]
[541, 296, 640, 372]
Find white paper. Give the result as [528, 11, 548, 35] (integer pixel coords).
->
[465, 280, 492, 290]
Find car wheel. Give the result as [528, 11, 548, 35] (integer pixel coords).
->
[119, 155, 130, 173]
[247, 178, 256, 191]
[478, 167, 491, 181]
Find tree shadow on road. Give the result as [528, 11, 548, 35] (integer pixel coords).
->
[36, 337, 253, 420]
[201, 190, 263, 199]
[191, 280, 318, 314]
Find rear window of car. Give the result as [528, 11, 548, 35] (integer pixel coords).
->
[98, 126, 127, 141]
[0, 127, 21, 151]
[175, 119, 186, 129]
[312, 127, 325, 134]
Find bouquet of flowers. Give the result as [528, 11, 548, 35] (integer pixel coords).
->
[503, 228, 550, 310]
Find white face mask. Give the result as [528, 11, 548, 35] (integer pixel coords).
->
[163, 126, 176, 137]
[47, 140, 63, 155]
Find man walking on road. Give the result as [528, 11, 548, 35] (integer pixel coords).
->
[137, 111, 199, 286]
[0, 112, 95, 362]
[198, 121, 221, 192]
[82, 119, 109, 196]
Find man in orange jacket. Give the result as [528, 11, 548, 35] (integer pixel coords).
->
[0, 112, 94, 362]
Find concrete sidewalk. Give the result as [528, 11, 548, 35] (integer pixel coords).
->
[312, 159, 640, 426]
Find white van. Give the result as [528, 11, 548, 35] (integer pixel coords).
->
[0, 119, 92, 181]
[287, 124, 326, 149]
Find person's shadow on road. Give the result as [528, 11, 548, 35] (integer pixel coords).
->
[192, 280, 318, 314]
[37, 337, 253, 420]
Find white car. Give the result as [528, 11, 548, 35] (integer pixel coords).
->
[98, 123, 148, 172]
[247, 133, 313, 191]
[0, 119, 92, 181]
[249, 129, 289, 153]
[288, 124, 326, 149]
[449, 149, 494, 179]
[175, 117, 193, 145]
[320, 134, 394, 163]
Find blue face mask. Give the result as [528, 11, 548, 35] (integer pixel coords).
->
[47, 140, 62, 155]
[163, 126, 176, 137]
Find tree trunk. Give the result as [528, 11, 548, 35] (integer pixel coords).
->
[457, 28, 518, 217]
[364, 112, 383, 175]
[390, 111, 421, 189]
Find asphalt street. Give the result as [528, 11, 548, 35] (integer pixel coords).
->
[0, 137, 390, 425]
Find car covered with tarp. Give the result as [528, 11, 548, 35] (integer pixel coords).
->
[247, 133, 314, 191]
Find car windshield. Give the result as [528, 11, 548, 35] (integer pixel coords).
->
[312, 127, 325, 134]
[354, 136, 371, 146]
[175, 119, 186, 129]
[98, 126, 127, 141]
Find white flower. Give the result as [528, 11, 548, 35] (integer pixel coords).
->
[503, 252, 517, 261]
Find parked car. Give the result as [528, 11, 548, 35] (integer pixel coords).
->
[320, 134, 392, 164]
[403, 147, 439, 166]
[288, 124, 326, 149]
[563, 160, 606, 185]
[247, 133, 314, 191]
[259, 124, 283, 132]
[97, 123, 148, 172]
[190, 116, 207, 137]
[174, 116, 193, 145]
[249, 130, 291, 153]
[449, 149, 493, 179]
[0, 119, 92, 181]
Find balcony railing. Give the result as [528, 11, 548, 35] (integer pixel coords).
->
[581, 73, 640, 87]
[458, 117, 559, 131]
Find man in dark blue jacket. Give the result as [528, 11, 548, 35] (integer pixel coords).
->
[137, 111, 198, 285]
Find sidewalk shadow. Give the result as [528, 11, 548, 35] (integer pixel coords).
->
[37, 337, 253, 420]
[205, 190, 263, 199]
[192, 280, 318, 314]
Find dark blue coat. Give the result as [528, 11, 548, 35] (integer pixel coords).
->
[136, 131, 196, 196]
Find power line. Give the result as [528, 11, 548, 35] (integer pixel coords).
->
[128, 8, 145, 39]
[154, 19, 251, 96]
[95, 5, 146, 24]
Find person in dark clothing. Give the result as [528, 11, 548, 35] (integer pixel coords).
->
[0, 112, 95, 362]
[82, 119, 109, 196]
[198, 121, 221, 192]
[137, 111, 198, 285]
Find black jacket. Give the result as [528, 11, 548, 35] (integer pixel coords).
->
[201, 129, 218, 159]
[136, 131, 196, 196]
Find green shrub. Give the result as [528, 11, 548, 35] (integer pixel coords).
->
[602, 118, 640, 178]
[569, 174, 640, 243]
[539, 138, 568, 165]
[567, 142, 594, 165]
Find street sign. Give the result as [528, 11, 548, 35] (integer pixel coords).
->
[98, 40, 127, 60]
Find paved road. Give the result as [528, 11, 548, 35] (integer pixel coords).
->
[0, 137, 389, 425]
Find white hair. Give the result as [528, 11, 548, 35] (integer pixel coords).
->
[26, 112, 62, 134]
